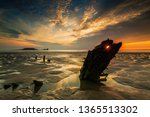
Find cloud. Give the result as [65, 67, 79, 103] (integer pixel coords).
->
[79, 6, 97, 28]
[0, 9, 35, 38]
[15, 0, 78, 45]
[74, 0, 150, 38]
[0, 36, 40, 47]
[0, 0, 150, 50]
[22, 0, 149, 45]
[49, 0, 72, 26]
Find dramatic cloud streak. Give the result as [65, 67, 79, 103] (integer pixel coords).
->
[74, 0, 150, 38]
[0, 37, 39, 47]
[0, 0, 150, 51]
[18, 0, 150, 45]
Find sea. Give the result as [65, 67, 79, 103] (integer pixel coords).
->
[0, 50, 150, 100]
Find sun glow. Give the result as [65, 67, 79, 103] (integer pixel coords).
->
[106, 45, 110, 49]
[0, 37, 40, 47]
[121, 41, 150, 52]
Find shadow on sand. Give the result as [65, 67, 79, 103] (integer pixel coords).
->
[80, 80, 105, 91]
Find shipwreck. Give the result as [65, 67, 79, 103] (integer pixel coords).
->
[79, 38, 122, 82]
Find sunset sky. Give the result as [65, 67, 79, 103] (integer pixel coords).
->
[0, 0, 150, 52]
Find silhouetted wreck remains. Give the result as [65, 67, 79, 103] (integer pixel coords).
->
[32, 80, 43, 94]
[79, 39, 122, 82]
[3, 83, 19, 91]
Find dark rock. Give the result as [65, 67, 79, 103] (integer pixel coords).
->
[79, 38, 122, 82]
[12, 83, 19, 91]
[3, 84, 11, 90]
[3, 83, 19, 90]
[47, 59, 51, 62]
[43, 48, 49, 50]
[33, 80, 43, 94]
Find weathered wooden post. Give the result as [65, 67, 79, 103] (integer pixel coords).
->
[79, 38, 122, 82]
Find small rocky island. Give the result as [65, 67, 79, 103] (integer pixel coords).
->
[21, 48, 38, 50]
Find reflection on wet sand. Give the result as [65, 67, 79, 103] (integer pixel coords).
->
[0, 52, 150, 99]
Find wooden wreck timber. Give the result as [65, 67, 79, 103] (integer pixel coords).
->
[79, 39, 122, 82]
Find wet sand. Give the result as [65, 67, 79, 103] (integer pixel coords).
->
[0, 52, 150, 100]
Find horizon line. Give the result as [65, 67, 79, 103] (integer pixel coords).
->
[0, 49, 150, 53]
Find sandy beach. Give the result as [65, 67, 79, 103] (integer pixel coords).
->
[0, 51, 150, 100]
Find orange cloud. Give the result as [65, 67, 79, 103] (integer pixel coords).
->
[18, 1, 150, 46]
[1, 0, 149, 51]
[0, 37, 40, 47]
